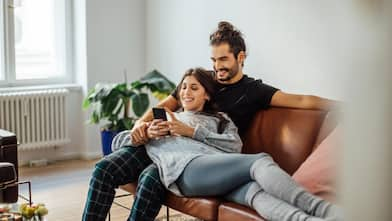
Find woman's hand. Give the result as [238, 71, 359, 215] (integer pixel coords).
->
[165, 108, 195, 137]
[147, 119, 170, 139]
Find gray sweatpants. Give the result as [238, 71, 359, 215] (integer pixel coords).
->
[176, 153, 341, 221]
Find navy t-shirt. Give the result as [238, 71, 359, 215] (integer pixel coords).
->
[171, 75, 279, 135]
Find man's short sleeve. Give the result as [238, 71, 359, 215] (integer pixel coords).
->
[248, 79, 279, 109]
[171, 87, 178, 99]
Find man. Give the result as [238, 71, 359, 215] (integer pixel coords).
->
[82, 21, 337, 221]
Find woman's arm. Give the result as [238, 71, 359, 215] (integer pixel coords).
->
[111, 130, 133, 151]
[165, 110, 242, 153]
[111, 119, 170, 151]
[192, 113, 242, 153]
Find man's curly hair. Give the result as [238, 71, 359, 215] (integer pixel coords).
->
[209, 21, 246, 63]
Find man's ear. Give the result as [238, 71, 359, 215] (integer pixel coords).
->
[237, 51, 246, 66]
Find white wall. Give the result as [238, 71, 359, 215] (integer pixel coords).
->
[18, 0, 146, 163]
[80, 0, 146, 158]
[146, 0, 360, 100]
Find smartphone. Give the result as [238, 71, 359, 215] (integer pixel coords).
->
[152, 107, 167, 121]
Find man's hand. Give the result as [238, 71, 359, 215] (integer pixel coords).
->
[165, 109, 195, 137]
[130, 122, 149, 146]
[147, 119, 170, 139]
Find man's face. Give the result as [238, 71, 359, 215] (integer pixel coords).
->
[210, 43, 240, 83]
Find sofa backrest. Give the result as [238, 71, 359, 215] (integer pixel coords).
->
[241, 107, 328, 175]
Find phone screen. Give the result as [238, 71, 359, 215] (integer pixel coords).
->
[152, 108, 167, 121]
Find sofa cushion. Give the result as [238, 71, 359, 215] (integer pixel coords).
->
[166, 194, 220, 221]
[292, 125, 341, 201]
[120, 183, 220, 221]
[218, 202, 265, 221]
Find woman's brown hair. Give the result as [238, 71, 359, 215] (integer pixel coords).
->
[175, 68, 229, 133]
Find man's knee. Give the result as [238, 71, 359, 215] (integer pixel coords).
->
[92, 157, 114, 180]
[138, 164, 165, 192]
[92, 148, 138, 178]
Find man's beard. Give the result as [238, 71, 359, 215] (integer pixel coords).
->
[216, 64, 239, 82]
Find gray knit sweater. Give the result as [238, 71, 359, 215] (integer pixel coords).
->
[111, 111, 242, 195]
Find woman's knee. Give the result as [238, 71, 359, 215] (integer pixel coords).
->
[176, 173, 201, 197]
[250, 153, 278, 180]
[255, 153, 276, 167]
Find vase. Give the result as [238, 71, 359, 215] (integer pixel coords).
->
[100, 129, 120, 156]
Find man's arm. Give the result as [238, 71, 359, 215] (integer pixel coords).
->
[136, 95, 179, 125]
[130, 95, 179, 146]
[270, 91, 339, 111]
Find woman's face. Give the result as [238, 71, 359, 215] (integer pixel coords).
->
[179, 75, 210, 112]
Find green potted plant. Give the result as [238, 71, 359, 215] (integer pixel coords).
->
[83, 70, 175, 155]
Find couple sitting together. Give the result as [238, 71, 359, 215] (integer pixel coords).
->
[82, 22, 342, 221]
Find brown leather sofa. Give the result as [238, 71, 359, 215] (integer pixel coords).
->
[120, 107, 339, 221]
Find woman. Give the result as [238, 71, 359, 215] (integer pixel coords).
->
[112, 68, 341, 221]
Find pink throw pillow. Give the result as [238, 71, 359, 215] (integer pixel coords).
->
[292, 125, 341, 202]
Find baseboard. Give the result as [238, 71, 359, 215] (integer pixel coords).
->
[80, 151, 102, 160]
[18, 151, 82, 166]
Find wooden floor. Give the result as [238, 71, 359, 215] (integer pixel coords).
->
[15, 159, 197, 221]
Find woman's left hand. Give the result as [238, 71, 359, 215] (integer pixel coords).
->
[165, 108, 195, 137]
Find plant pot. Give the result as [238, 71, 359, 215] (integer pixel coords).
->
[100, 129, 120, 156]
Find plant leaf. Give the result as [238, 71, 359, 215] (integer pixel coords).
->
[132, 93, 149, 117]
[117, 118, 135, 131]
[132, 70, 176, 93]
[91, 111, 99, 124]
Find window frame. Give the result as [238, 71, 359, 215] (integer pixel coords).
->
[0, 1, 7, 82]
[0, 0, 73, 87]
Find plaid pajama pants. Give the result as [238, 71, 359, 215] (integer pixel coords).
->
[82, 146, 166, 221]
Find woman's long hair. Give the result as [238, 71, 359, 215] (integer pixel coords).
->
[175, 68, 228, 133]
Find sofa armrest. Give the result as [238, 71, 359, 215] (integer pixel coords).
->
[313, 110, 341, 149]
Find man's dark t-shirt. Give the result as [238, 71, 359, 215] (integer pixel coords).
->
[172, 75, 279, 135]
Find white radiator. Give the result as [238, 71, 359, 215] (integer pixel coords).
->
[0, 89, 70, 150]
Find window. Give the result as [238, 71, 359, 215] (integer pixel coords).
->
[0, 2, 5, 81]
[0, 0, 72, 86]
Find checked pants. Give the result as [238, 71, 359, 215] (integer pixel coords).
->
[82, 146, 165, 221]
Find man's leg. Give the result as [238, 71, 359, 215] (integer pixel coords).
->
[82, 146, 152, 221]
[129, 164, 166, 221]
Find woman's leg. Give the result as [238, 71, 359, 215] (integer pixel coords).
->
[176, 153, 264, 196]
[177, 153, 341, 220]
[225, 182, 325, 221]
[250, 154, 342, 220]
